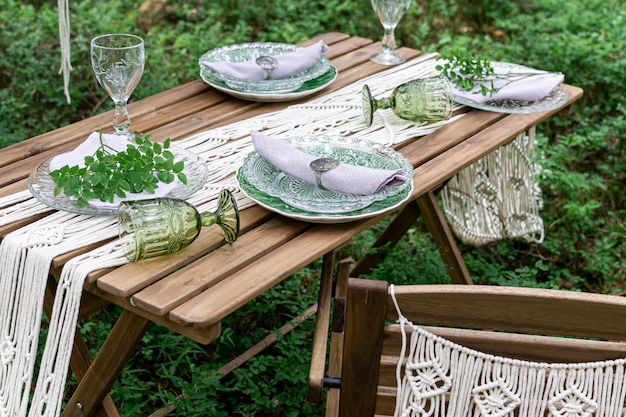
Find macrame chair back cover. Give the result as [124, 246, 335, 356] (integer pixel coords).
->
[389, 285, 626, 417]
[440, 127, 544, 246]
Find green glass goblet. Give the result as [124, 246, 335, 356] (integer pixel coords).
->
[362, 76, 453, 126]
[118, 189, 240, 262]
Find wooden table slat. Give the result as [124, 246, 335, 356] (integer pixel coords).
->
[130, 216, 312, 316]
[168, 213, 390, 328]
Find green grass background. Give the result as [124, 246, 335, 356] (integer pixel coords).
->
[2, 0, 626, 415]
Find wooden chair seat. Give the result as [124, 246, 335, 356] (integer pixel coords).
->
[309, 278, 626, 417]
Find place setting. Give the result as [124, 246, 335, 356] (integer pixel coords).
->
[437, 56, 569, 113]
[27, 33, 241, 262]
[198, 40, 338, 102]
[236, 131, 414, 223]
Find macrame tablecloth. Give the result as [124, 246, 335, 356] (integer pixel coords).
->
[0, 55, 465, 417]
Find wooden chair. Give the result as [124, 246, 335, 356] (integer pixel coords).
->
[308, 277, 626, 417]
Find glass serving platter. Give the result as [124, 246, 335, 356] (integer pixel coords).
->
[200, 66, 338, 103]
[28, 145, 209, 216]
[451, 62, 570, 114]
[198, 42, 331, 94]
[238, 135, 413, 215]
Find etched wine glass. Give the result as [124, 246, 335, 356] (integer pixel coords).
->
[118, 189, 240, 262]
[90, 34, 145, 137]
[370, 0, 412, 65]
[362, 76, 453, 126]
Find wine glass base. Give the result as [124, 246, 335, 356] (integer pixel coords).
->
[361, 85, 375, 127]
[369, 51, 406, 66]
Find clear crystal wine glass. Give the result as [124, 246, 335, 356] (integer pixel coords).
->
[370, 0, 412, 65]
[90, 34, 145, 137]
[118, 189, 240, 262]
[362, 76, 453, 126]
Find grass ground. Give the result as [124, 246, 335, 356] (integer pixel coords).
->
[2, 0, 625, 415]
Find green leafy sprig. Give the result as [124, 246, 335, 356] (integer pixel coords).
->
[437, 52, 544, 97]
[437, 54, 498, 96]
[50, 133, 187, 208]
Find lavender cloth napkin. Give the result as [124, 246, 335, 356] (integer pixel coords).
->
[250, 131, 409, 196]
[202, 41, 329, 80]
[451, 61, 564, 104]
[49, 132, 179, 208]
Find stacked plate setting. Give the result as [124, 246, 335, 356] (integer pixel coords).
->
[237, 135, 415, 223]
[199, 42, 338, 102]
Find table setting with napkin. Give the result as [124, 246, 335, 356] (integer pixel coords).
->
[250, 130, 409, 196]
[201, 40, 329, 81]
[238, 131, 414, 219]
[448, 61, 565, 108]
[46, 132, 180, 209]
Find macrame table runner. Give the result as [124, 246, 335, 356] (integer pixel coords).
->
[440, 127, 545, 246]
[390, 285, 626, 417]
[0, 55, 464, 417]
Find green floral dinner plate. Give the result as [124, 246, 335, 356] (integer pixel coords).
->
[237, 168, 413, 223]
[236, 135, 414, 223]
[199, 42, 331, 94]
[200, 66, 338, 102]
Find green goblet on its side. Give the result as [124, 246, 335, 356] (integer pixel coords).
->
[118, 189, 240, 262]
[362, 76, 453, 126]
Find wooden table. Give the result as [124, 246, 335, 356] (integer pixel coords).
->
[0, 32, 582, 417]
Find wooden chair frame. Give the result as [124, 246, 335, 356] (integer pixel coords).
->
[309, 276, 626, 417]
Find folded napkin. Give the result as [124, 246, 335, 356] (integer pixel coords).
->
[451, 61, 564, 104]
[250, 131, 409, 196]
[50, 132, 179, 209]
[202, 41, 329, 80]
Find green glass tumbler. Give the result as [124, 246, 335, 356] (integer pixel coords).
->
[118, 189, 240, 262]
[362, 76, 453, 126]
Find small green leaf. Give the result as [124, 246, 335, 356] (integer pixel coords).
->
[173, 161, 184, 173]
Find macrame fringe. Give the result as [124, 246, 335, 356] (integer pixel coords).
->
[390, 285, 626, 417]
[440, 127, 544, 246]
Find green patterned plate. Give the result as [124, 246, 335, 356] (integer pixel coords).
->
[200, 66, 338, 102]
[236, 135, 414, 223]
[237, 167, 413, 223]
[239, 135, 413, 214]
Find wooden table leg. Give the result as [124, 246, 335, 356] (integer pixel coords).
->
[307, 250, 336, 403]
[417, 191, 473, 285]
[61, 309, 152, 417]
[350, 192, 472, 285]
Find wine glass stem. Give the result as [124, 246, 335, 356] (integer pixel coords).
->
[375, 97, 393, 111]
[200, 212, 217, 227]
[381, 27, 398, 53]
[113, 100, 131, 135]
